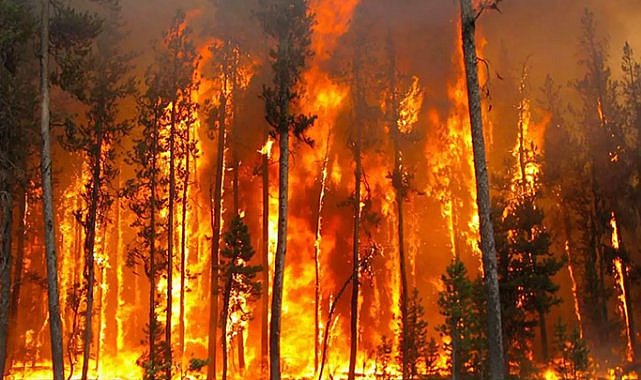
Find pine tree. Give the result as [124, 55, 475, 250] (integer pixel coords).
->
[438, 258, 487, 379]
[219, 215, 261, 380]
[458, 1, 506, 377]
[58, 3, 135, 378]
[257, 1, 316, 378]
[552, 319, 592, 380]
[400, 288, 429, 379]
[0, 1, 36, 375]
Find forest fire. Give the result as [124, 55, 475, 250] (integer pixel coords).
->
[2, 0, 641, 380]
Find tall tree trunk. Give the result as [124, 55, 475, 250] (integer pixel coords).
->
[396, 160, 409, 380]
[166, 101, 177, 380]
[347, 113, 362, 380]
[208, 90, 227, 380]
[314, 132, 330, 377]
[0, 188, 12, 377]
[81, 127, 103, 380]
[8, 184, 26, 369]
[221, 269, 233, 380]
[237, 327, 245, 374]
[459, 1, 506, 378]
[269, 122, 289, 380]
[261, 130, 269, 379]
[179, 123, 191, 377]
[149, 118, 159, 379]
[40, 1, 65, 377]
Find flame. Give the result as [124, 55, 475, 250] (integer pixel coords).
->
[397, 76, 424, 134]
[611, 212, 634, 363]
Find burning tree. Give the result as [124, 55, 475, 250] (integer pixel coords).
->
[257, 0, 316, 378]
[552, 319, 592, 380]
[58, 2, 135, 378]
[219, 214, 261, 380]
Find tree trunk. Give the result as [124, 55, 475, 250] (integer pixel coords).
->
[208, 90, 227, 380]
[396, 167, 409, 380]
[7, 185, 25, 369]
[40, 0, 65, 377]
[539, 310, 549, 362]
[81, 127, 104, 380]
[237, 327, 245, 374]
[179, 123, 191, 376]
[269, 124, 289, 380]
[347, 113, 362, 380]
[313, 131, 330, 376]
[0, 188, 12, 377]
[221, 269, 233, 380]
[459, 1, 506, 378]
[149, 116, 160, 379]
[165, 101, 179, 380]
[261, 131, 269, 379]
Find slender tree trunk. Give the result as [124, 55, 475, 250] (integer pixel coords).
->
[396, 166, 409, 380]
[459, 1, 506, 378]
[0, 188, 12, 377]
[179, 124, 191, 376]
[313, 132, 330, 377]
[8, 185, 25, 369]
[539, 310, 549, 362]
[149, 117, 159, 379]
[40, 1, 65, 377]
[270, 123, 289, 380]
[165, 102, 178, 380]
[347, 116, 362, 380]
[319, 273, 353, 380]
[221, 269, 233, 380]
[208, 90, 227, 380]
[261, 131, 270, 379]
[81, 126, 103, 380]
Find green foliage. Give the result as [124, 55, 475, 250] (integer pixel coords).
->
[438, 259, 487, 379]
[257, 0, 317, 143]
[399, 288, 430, 379]
[552, 319, 592, 380]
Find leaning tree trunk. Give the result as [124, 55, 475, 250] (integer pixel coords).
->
[208, 89, 227, 380]
[0, 187, 12, 377]
[40, 1, 65, 378]
[261, 128, 270, 379]
[459, 1, 506, 378]
[347, 117, 362, 380]
[270, 110, 289, 380]
[81, 128, 104, 380]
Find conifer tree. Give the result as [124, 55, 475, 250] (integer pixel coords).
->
[257, 1, 316, 378]
[219, 215, 261, 380]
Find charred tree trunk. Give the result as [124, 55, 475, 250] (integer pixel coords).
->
[270, 106, 289, 380]
[0, 188, 12, 377]
[539, 309, 549, 362]
[459, 0, 506, 378]
[319, 272, 353, 380]
[347, 94, 362, 380]
[221, 269, 233, 380]
[149, 117, 159, 379]
[165, 101, 177, 380]
[81, 126, 104, 380]
[386, 37, 410, 379]
[40, 1, 65, 377]
[314, 132, 330, 376]
[8, 185, 25, 368]
[179, 123, 191, 376]
[208, 89, 227, 380]
[261, 130, 270, 379]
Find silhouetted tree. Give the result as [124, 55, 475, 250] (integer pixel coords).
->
[257, 1, 316, 378]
